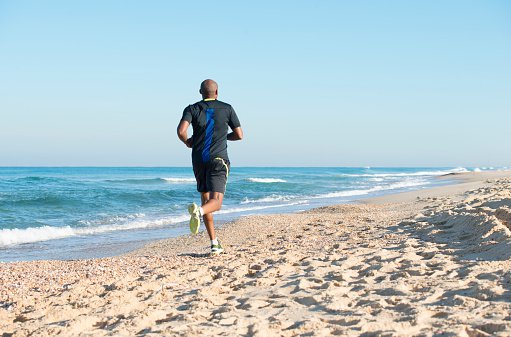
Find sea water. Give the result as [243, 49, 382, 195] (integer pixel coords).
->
[0, 166, 487, 261]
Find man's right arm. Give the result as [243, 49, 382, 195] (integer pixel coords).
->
[177, 120, 193, 148]
[178, 106, 193, 148]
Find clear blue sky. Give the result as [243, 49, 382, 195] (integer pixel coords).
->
[1, 1, 510, 167]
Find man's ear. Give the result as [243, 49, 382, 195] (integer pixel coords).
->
[199, 88, 203, 95]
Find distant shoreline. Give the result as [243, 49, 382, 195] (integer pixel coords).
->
[361, 170, 511, 204]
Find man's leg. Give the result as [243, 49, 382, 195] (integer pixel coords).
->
[188, 158, 228, 243]
[200, 191, 224, 240]
[201, 191, 224, 215]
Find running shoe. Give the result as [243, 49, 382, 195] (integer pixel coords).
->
[211, 241, 224, 255]
[188, 203, 201, 234]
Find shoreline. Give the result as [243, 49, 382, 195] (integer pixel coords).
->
[2, 170, 511, 336]
[362, 170, 511, 204]
[126, 170, 510, 258]
[0, 168, 470, 262]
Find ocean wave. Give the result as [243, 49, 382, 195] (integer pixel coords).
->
[0, 200, 314, 247]
[2, 189, 176, 207]
[247, 178, 287, 183]
[217, 200, 309, 215]
[4, 194, 82, 207]
[241, 194, 294, 204]
[473, 167, 497, 172]
[242, 178, 430, 204]
[0, 214, 190, 247]
[312, 179, 429, 199]
[16, 176, 63, 181]
[105, 178, 163, 184]
[77, 213, 146, 226]
[2, 176, 72, 184]
[0, 226, 76, 246]
[161, 177, 196, 183]
[337, 167, 469, 178]
[105, 177, 195, 184]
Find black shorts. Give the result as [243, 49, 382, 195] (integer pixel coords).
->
[193, 157, 230, 194]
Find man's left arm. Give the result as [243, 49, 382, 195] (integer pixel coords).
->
[227, 106, 243, 141]
[227, 127, 243, 141]
[178, 106, 193, 148]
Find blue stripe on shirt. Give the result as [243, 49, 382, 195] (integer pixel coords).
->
[202, 108, 215, 162]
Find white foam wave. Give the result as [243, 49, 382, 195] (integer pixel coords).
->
[162, 177, 196, 183]
[338, 167, 469, 178]
[247, 178, 287, 183]
[217, 201, 308, 215]
[312, 179, 429, 199]
[315, 190, 373, 198]
[241, 195, 294, 204]
[385, 180, 430, 190]
[0, 215, 190, 247]
[0, 226, 77, 246]
[0, 198, 313, 247]
[473, 168, 482, 172]
[0, 199, 313, 247]
[78, 213, 146, 226]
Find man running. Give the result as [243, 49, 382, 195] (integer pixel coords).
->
[177, 79, 243, 255]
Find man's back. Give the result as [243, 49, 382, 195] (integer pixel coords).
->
[182, 99, 241, 163]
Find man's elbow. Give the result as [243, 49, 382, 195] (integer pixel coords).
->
[236, 128, 244, 140]
[177, 127, 186, 139]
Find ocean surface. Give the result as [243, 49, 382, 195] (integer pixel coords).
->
[0, 166, 497, 262]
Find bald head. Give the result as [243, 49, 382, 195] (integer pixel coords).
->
[200, 79, 218, 99]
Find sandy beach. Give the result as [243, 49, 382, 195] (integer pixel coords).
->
[2, 171, 511, 336]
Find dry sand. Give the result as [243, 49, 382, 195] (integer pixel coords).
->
[1, 171, 511, 336]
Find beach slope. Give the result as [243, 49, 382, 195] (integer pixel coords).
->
[1, 171, 511, 336]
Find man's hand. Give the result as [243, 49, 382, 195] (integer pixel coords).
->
[185, 137, 193, 148]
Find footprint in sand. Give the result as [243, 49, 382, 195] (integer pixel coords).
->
[236, 297, 271, 310]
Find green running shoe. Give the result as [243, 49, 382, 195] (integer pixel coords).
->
[211, 241, 224, 255]
[188, 203, 201, 234]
